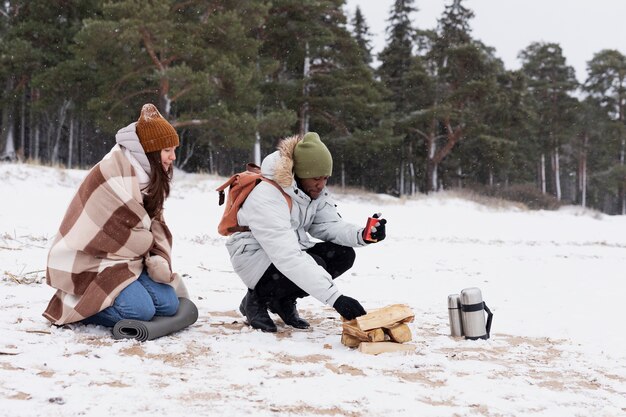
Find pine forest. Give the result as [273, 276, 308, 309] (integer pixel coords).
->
[1, 0, 626, 214]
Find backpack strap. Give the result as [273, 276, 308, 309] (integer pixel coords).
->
[228, 177, 293, 234]
[216, 163, 262, 206]
[227, 225, 253, 233]
[259, 177, 293, 212]
[246, 163, 261, 173]
[216, 176, 237, 206]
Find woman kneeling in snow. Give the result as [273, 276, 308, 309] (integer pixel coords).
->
[42, 103, 188, 327]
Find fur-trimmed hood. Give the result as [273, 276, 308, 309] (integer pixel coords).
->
[260, 135, 301, 188]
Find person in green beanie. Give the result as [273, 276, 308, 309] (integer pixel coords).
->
[225, 132, 387, 332]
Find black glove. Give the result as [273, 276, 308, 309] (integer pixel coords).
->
[333, 295, 366, 320]
[363, 213, 387, 243]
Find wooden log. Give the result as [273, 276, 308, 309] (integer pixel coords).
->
[341, 333, 361, 348]
[368, 328, 386, 342]
[342, 321, 387, 342]
[358, 342, 416, 355]
[383, 323, 412, 343]
[355, 304, 414, 331]
[342, 320, 370, 341]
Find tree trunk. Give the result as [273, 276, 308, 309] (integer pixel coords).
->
[0, 78, 16, 160]
[68, 117, 75, 169]
[254, 99, 262, 166]
[409, 162, 416, 195]
[178, 136, 195, 171]
[33, 123, 40, 162]
[579, 133, 588, 208]
[621, 137, 626, 214]
[429, 161, 438, 191]
[51, 100, 71, 165]
[0, 107, 16, 160]
[161, 89, 171, 119]
[208, 139, 215, 174]
[19, 89, 26, 161]
[29, 87, 38, 162]
[341, 161, 345, 191]
[540, 153, 546, 194]
[45, 116, 53, 161]
[553, 147, 561, 201]
[406, 142, 414, 195]
[399, 160, 405, 195]
[253, 130, 261, 166]
[425, 134, 436, 192]
[300, 41, 311, 135]
[424, 119, 463, 192]
[77, 119, 83, 167]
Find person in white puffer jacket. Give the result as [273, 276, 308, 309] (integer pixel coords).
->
[226, 132, 387, 332]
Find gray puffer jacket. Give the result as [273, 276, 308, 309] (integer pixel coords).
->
[225, 135, 366, 306]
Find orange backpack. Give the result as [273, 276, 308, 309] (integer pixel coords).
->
[216, 163, 292, 236]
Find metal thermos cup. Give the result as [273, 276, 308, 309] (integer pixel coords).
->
[447, 294, 463, 337]
[460, 287, 493, 340]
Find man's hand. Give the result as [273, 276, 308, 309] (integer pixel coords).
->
[363, 213, 387, 243]
[333, 295, 366, 320]
[145, 255, 171, 283]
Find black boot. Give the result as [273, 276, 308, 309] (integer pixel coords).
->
[269, 297, 310, 329]
[239, 289, 277, 333]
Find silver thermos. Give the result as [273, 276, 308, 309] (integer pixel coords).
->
[459, 287, 493, 340]
[447, 294, 464, 337]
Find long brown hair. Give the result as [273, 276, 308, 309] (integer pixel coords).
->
[143, 150, 173, 219]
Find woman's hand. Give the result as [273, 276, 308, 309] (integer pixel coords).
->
[145, 255, 171, 283]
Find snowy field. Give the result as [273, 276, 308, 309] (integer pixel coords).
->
[1, 161, 625, 417]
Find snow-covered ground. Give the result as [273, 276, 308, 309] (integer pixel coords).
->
[1, 161, 625, 417]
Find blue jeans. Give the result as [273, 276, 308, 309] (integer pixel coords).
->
[82, 270, 179, 327]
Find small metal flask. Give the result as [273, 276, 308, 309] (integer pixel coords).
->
[447, 294, 464, 337]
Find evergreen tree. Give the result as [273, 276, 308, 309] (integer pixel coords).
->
[519, 42, 579, 200]
[571, 97, 612, 208]
[497, 70, 538, 186]
[260, 0, 392, 189]
[584, 49, 626, 213]
[351, 6, 372, 65]
[415, 0, 501, 191]
[1, 0, 624, 214]
[378, 0, 421, 115]
[459, 68, 529, 188]
[67, 0, 267, 173]
[0, 0, 100, 163]
[377, 0, 432, 194]
[0, 0, 20, 160]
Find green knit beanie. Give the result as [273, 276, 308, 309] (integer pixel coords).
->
[293, 132, 333, 178]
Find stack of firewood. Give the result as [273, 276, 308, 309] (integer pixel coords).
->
[341, 304, 416, 355]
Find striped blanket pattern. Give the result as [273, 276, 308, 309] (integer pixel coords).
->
[43, 145, 174, 325]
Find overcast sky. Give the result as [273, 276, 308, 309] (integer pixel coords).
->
[345, 0, 626, 83]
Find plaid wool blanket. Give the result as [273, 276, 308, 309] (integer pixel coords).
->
[43, 145, 179, 325]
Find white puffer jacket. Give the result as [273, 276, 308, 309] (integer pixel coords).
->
[225, 135, 367, 306]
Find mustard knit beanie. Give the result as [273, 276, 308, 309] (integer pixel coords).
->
[293, 132, 333, 178]
[136, 104, 179, 153]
